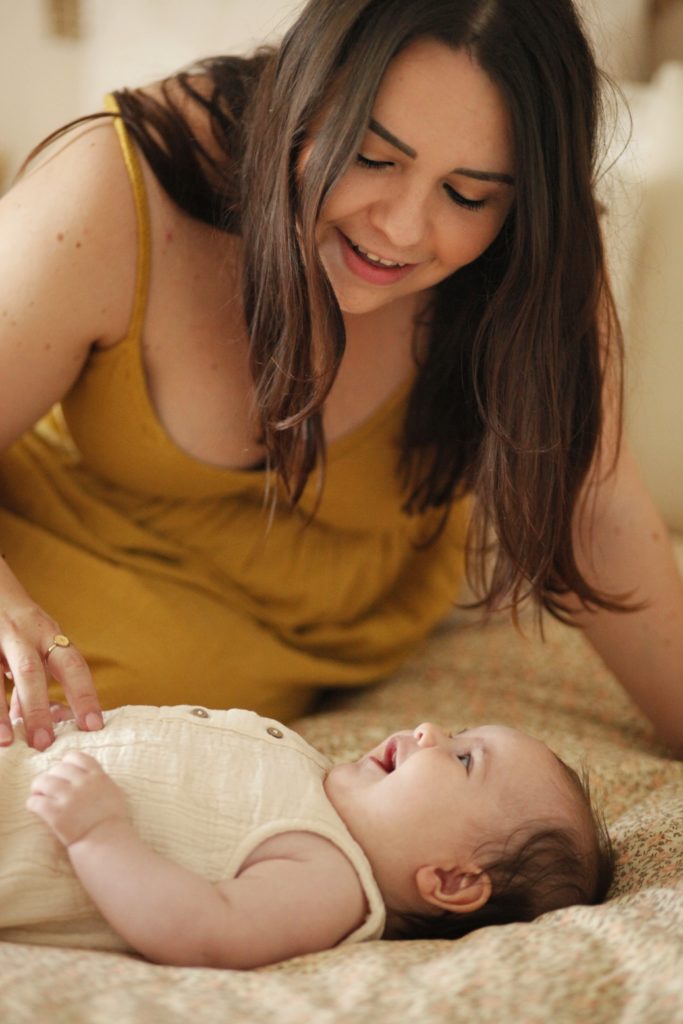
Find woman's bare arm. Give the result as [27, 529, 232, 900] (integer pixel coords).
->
[573, 439, 683, 756]
[0, 119, 137, 747]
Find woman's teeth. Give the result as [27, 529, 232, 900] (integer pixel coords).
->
[352, 240, 406, 268]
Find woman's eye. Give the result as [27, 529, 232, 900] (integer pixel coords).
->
[457, 752, 472, 772]
[356, 153, 393, 170]
[443, 183, 486, 212]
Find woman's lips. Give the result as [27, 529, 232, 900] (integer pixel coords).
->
[337, 230, 417, 286]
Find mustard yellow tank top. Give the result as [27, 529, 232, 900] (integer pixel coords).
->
[0, 100, 467, 721]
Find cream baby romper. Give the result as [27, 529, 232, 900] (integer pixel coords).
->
[0, 706, 385, 951]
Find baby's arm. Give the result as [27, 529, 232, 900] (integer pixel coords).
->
[27, 752, 366, 968]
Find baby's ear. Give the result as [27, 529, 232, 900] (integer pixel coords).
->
[415, 864, 492, 914]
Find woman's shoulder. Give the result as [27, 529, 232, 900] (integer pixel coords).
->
[15, 113, 137, 223]
[3, 116, 140, 350]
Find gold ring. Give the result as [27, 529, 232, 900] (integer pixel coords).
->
[45, 634, 72, 658]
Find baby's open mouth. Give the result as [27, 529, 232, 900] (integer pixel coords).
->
[376, 738, 397, 773]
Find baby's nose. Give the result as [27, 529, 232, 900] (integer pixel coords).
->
[414, 722, 445, 747]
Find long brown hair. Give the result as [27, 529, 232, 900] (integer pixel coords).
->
[112, 0, 625, 621]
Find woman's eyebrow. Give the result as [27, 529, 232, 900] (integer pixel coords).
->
[368, 117, 515, 186]
[369, 118, 417, 158]
[457, 167, 515, 186]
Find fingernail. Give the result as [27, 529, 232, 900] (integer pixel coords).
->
[85, 712, 103, 731]
[0, 723, 12, 745]
[33, 728, 53, 751]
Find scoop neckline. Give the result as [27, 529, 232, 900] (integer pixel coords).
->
[185, 372, 414, 479]
[105, 328, 414, 481]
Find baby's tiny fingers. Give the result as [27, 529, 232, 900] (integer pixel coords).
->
[49, 702, 76, 724]
[30, 771, 72, 799]
[26, 792, 54, 814]
[26, 793, 70, 842]
[26, 793, 49, 818]
[60, 750, 101, 772]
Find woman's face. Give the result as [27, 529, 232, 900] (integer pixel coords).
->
[312, 38, 516, 317]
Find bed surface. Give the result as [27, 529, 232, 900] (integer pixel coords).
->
[3, 539, 682, 1024]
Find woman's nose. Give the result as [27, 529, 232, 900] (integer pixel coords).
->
[414, 722, 445, 748]
[368, 184, 430, 251]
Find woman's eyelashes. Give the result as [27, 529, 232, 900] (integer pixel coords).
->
[356, 153, 392, 170]
[443, 184, 486, 212]
[355, 153, 486, 211]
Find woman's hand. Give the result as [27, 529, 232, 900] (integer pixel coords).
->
[0, 557, 102, 750]
[27, 751, 127, 847]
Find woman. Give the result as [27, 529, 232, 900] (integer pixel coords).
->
[0, 0, 681, 753]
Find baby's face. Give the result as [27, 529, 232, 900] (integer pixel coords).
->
[325, 723, 583, 913]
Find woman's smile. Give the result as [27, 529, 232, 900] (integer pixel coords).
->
[338, 230, 418, 286]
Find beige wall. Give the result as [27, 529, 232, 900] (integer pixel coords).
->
[80, 0, 302, 108]
[0, 0, 302, 187]
[652, 1, 683, 67]
[3, 0, 680, 188]
[0, 1, 83, 189]
[577, 0, 683, 78]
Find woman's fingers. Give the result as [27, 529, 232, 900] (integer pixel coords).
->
[3, 637, 54, 749]
[0, 561, 102, 748]
[2, 634, 103, 749]
[0, 687, 13, 746]
[44, 640, 103, 735]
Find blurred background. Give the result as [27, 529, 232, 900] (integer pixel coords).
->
[0, 0, 302, 188]
[1, 1, 681, 189]
[1, 0, 682, 531]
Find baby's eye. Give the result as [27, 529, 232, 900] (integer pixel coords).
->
[457, 752, 472, 772]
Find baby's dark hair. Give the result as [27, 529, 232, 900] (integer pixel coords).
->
[388, 759, 615, 941]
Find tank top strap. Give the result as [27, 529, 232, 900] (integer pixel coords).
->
[103, 94, 151, 343]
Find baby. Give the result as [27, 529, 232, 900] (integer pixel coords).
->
[0, 706, 613, 968]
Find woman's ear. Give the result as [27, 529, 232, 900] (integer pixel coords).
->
[415, 864, 492, 914]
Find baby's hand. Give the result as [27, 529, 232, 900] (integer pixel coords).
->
[27, 750, 128, 847]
